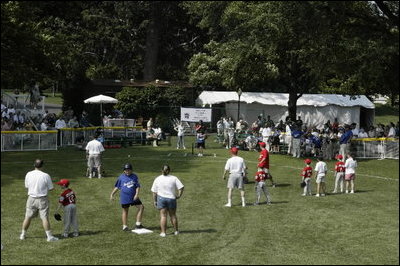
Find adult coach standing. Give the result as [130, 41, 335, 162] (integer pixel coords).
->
[20, 159, 59, 242]
[258, 142, 276, 187]
[222, 147, 247, 207]
[85, 135, 105, 178]
[151, 165, 184, 237]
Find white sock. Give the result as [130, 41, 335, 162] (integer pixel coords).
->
[21, 230, 26, 235]
[241, 197, 245, 204]
[122, 225, 128, 229]
[45, 230, 52, 238]
[136, 222, 141, 226]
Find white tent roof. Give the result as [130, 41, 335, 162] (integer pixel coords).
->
[196, 91, 375, 109]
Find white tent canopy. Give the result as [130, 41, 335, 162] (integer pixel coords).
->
[84, 94, 118, 126]
[196, 91, 375, 129]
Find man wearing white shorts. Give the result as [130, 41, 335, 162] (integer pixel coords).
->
[20, 159, 58, 242]
[85, 135, 105, 178]
[314, 157, 327, 197]
[222, 147, 247, 207]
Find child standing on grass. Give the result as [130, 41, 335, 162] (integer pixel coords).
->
[344, 153, 357, 193]
[314, 157, 328, 197]
[333, 154, 345, 193]
[55, 179, 79, 238]
[253, 169, 272, 205]
[301, 159, 313, 196]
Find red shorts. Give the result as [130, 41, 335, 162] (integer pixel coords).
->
[345, 174, 355, 181]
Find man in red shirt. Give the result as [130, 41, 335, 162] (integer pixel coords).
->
[301, 159, 313, 196]
[333, 154, 345, 193]
[258, 142, 276, 187]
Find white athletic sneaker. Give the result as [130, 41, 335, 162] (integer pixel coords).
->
[345, 190, 349, 194]
[242, 202, 246, 207]
[19, 233, 25, 240]
[73, 232, 79, 237]
[315, 194, 320, 197]
[47, 236, 59, 242]
[224, 203, 231, 207]
[98, 175, 102, 179]
[174, 231, 179, 235]
[350, 190, 354, 194]
[301, 193, 306, 196]
[332, 190, 337, 194]
[321, 194, 326, 197]
[62, 233, 69, 238]
[160, 233, 166, 237]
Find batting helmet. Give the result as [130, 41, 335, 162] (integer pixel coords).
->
[123, 163, 133, 170]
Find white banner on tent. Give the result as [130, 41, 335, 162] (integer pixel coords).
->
[180, 107, 212, 122]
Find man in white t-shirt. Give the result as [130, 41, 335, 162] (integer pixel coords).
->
[174, 121, 186, 149]
[314, 157, 328, 197]
[20, 159, 59, 242]
[85, 135, 105, 178]
[344, 153, 357, 193]
[222, 147, 247, 207]
[151, 165, 184, 237]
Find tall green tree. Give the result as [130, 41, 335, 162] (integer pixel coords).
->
[186, 1, 399, 120]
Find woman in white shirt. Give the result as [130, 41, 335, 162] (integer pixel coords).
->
[344, 153, 357, 193]
[151, 165, 184, 237]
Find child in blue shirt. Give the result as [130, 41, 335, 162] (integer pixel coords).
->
[110, 163, 144, 231]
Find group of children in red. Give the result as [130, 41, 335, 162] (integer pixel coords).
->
[300, 153, 357, 197]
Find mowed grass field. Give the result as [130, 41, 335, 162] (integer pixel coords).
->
[1, 136, 399, 265]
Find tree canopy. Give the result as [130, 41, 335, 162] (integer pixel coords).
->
[1, 1, 398, 120]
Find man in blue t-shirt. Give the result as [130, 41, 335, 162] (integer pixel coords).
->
[110, 163, 145, 231]
[339, 126, 353, 157]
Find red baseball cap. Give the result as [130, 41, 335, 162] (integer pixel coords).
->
[336, 154, 343, 159]
[55, 179, 69, 187]
[304, 159, 312, 164]
[259, 142, 266, 147]
[230, 147, 239, 154]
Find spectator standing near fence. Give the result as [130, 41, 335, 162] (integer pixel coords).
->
[292, 126, 303, 158]
[151, 165, 184, 237]
[174, 121, 186, 149]
[344, 153, 357, 193]
[314, 157, 327, 197]
[85, 135, 105, 178]
[339, 125, 353, 157]
[20, 159, 59, 242]
[55, 116, 67, 146]
[222, 147, 247, 207]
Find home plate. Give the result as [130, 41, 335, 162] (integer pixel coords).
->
[131, 228, 153, 234]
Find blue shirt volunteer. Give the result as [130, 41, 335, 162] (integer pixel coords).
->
[114, 173, 140, 205]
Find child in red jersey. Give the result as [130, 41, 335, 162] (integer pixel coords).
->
[55, 179, 79, 238]
[332, 154, 345, 193]
[253, 170, 272, 205]
[301, 159, 313, 196]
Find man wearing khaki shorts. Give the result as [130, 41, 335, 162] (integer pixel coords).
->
[85, 135, 105, 178]
[20, 159, 58, 242]
[222, 147, 247, 207]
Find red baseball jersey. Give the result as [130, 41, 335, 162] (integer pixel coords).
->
[335, 161, 345, 172]
[301, 166, 313, 178]
[258, 149, 269, 168]
[59, 188, 76, 206]
[255, 171, 267, 182]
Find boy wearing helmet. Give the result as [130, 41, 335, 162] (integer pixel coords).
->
[110, 163, 144, 231]
[333, 154, 345, 193]
[301, 159, 313, 196]
[55, 179, 79, 238]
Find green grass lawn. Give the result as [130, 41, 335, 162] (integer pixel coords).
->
[1, 137, 399, 265]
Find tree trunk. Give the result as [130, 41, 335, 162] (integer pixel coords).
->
[143, 2, 162, 81]
[288, 91, 299, 122]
